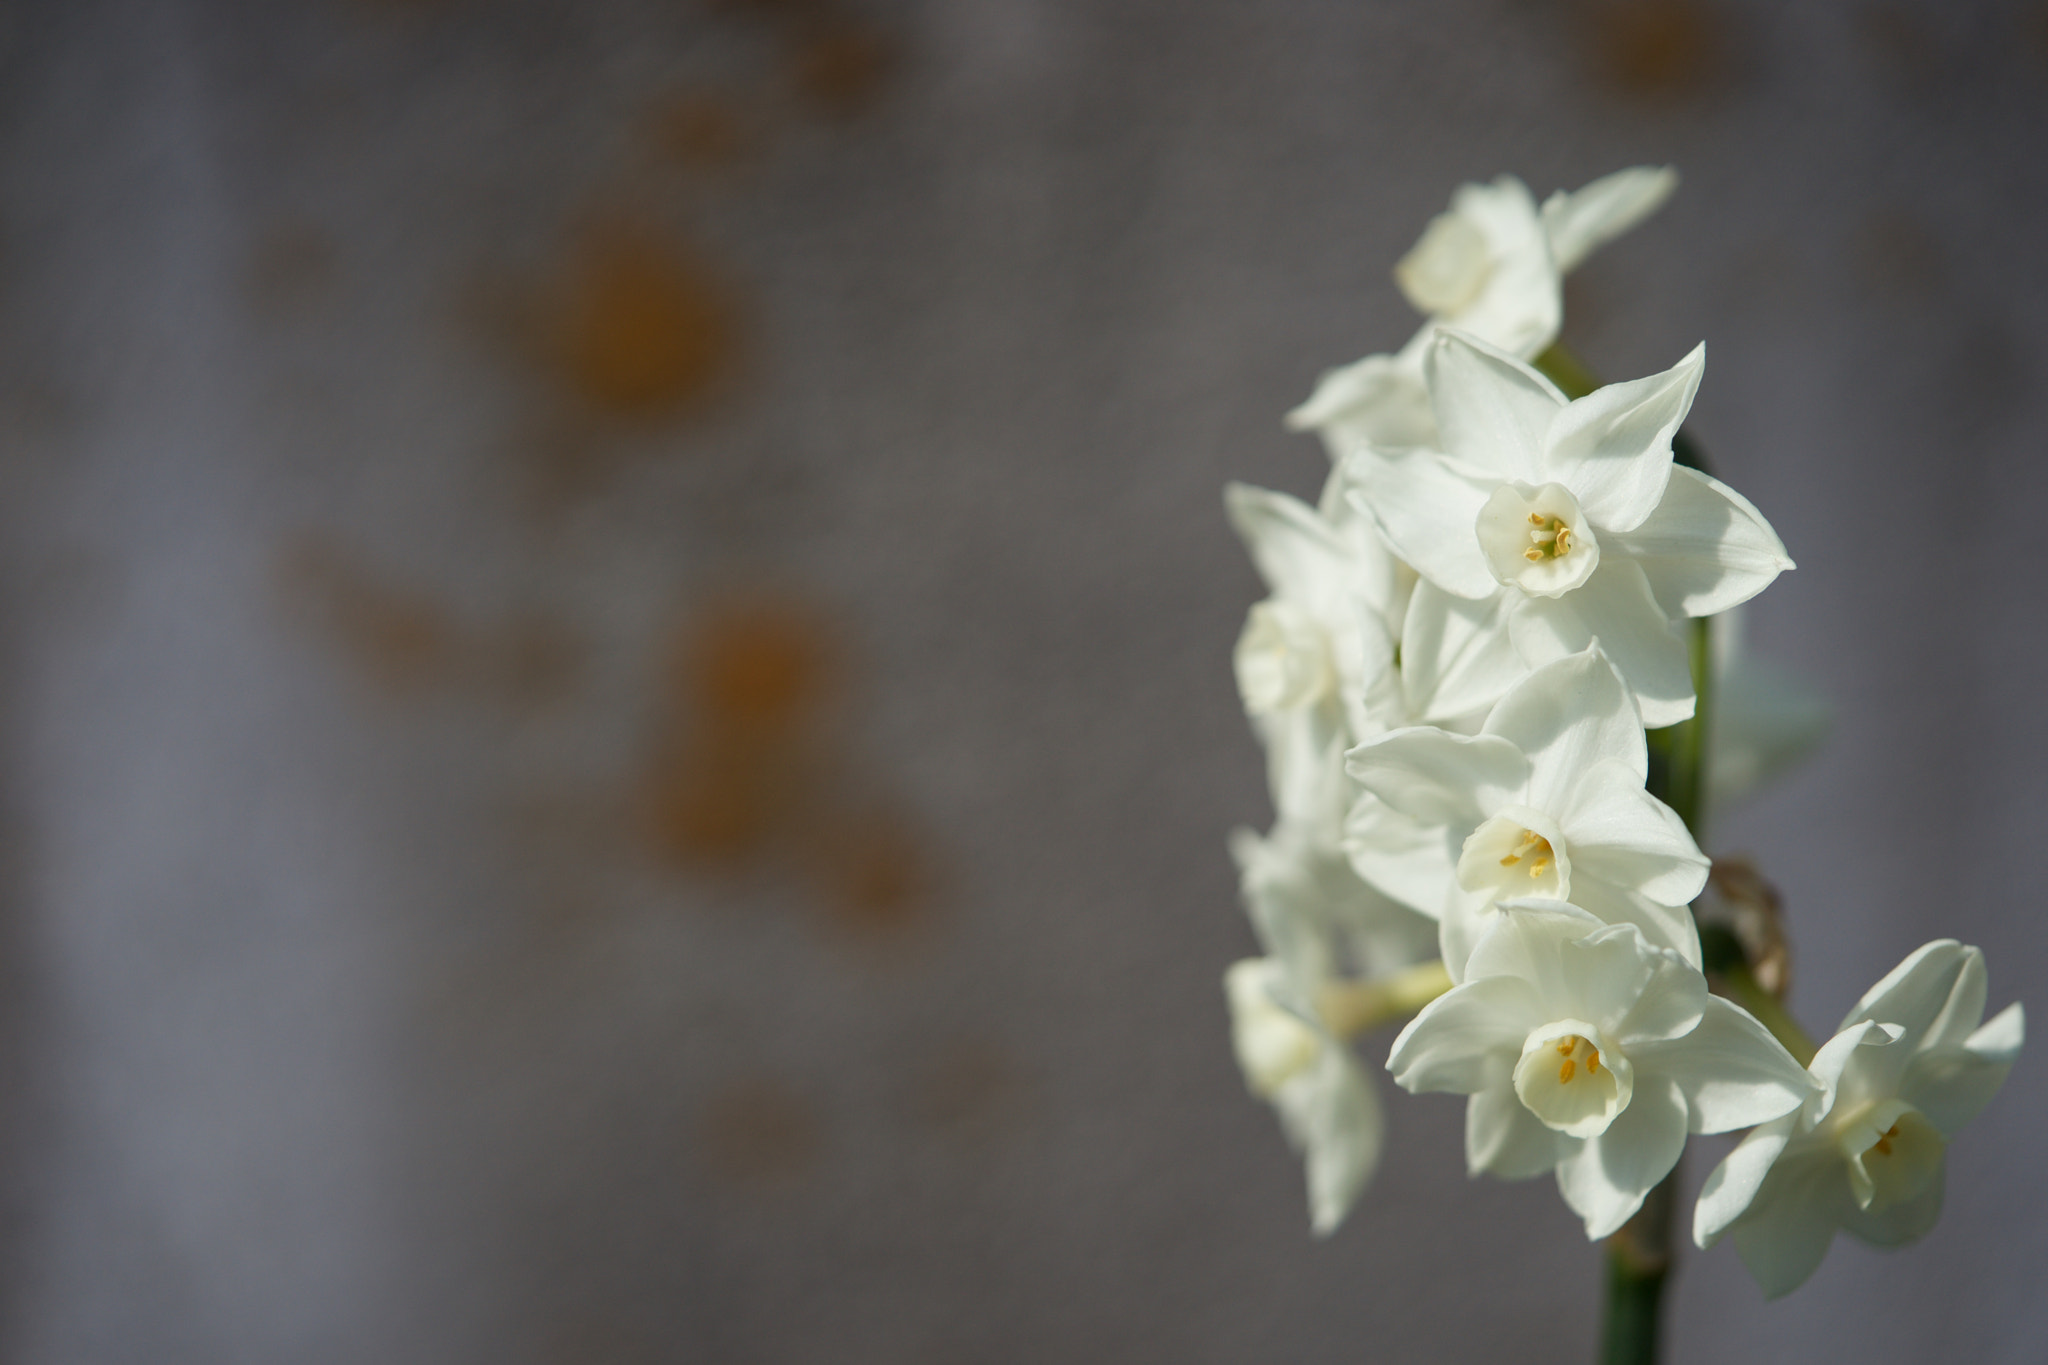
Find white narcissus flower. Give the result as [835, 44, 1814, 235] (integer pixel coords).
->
[1388, 906, 1813, 1240]
[1350, 330, 1792, 727]
[1224, 825, 1437, 1234]
[1288, 167, 1679, 460]
[1227, 483, 1411, 850]
[1694, 941, 2024, 1297]
[1345, 645, 1708, 978]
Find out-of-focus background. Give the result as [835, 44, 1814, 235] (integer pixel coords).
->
[0, 1, 2043, 1361]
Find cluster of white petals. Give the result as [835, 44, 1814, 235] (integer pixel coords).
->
[1219, 163, 2019, 1287]
[1695, 941, 2023, 1295]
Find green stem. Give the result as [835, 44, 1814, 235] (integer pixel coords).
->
[1318, 959, 1452, 1039]
[1610, 460, 1716, 1365]
[1536, 339, 1730, 1365]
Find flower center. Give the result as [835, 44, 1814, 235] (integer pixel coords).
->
[1457, 808, 1570, 903]
[1524, 511, 1574, 561]
[1475, 482, 1601, 597]
[1513, 1020, 1632, 1137]
[1833, 1098, 1945, 1213]
[1499, 827, 1555, 877]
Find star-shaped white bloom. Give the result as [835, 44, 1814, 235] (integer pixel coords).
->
[1288, 166, 1679, 459]
[1350, 330, 1792, 727]
[1694, 940, 2024, 1297]
[1227, 482, 1412, 848]
[1224, 824, 1437, 1235]
[1345, 645, 1708, 978]
[1388, 906, 1813, 1240]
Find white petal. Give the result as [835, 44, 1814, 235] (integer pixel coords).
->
[1386, 975, 1544, 1095]
[1463, 902, 1604, 1008]
[1693, 1113, 1796, 1248]
[1556, 923, 1662, 1035]
[1224, 483, 1354, 604]
[1554, 761, 1709, 907]
[1285, 348, 1438, 456]
[1728, 1145, 1850, 1299]
[1840, 939, 1970, 1037]
[1556, 1075, 1689, 1239]
[1272, 1044, 1385, 1236]
[1346, 449, 1500, 600]
[1346, 727, 1528, 830]
[1424, 330, 1562, 480]
[1806, 1019, 1901, 1118]
[1509, 560, 1695, 726]
[1541, 165, 1679, 274]
[1539, 346, 1700, 533]
[1611, 948, 1710, 1045]
[1343, 792, 1461, 920]
[1467, 1080, 1569, 1179]
[1436, 886, 1493, 984]
[1838, 1160, 1944, 1248]
[1640, 996, 1814, 1134]
[1563, 878, 1702, 968]
[1606, 466, 1794, 618]
[1916, 946, 1990, 1054]
[1838, 940, 1976, 1098]
[1484, 645, 1647, 794]
[1444, 178, 1562, 356]
[1400, 579, 1525, 725]
[1902, 1002, 2024, 1135]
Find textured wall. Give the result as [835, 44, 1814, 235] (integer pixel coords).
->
[0, 1, 2043, 1361]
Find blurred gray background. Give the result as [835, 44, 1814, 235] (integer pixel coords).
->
[0, 0, 2043, 1361]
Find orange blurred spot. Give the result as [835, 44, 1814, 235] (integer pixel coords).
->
[913, 1039, 1035, 1147]
[642, 596, 838, 869]
[1584, 0, 1727, 100]
[699, 1076, 823, 1186]
[278, 538, 457, 695]
[810, 805, 932, 937]
[690, 598, 835, 736]
[554, 226, 741, 420]
[789, 21, 897, 118]
[645, 92, 757, 171]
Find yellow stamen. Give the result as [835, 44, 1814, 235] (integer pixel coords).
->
[1586, 1050, 1600, 1074]
[1529, 856, 1552, 877]
[1559, 1058, 1576, 1083]
[1557, 1037, 1574, 1055]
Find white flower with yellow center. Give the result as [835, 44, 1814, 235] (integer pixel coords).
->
[1694, 940, 2024, 1297]
[1387, 906, 1812, 1240]
[1288, 166, 1679, 460]
[1345, 645, 1708, 978]
[1223, 824, 1438, 1235]
[1348, 330, 1792, 727]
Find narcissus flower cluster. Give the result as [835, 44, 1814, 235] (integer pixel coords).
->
[1220, 168, 2021, 1300]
